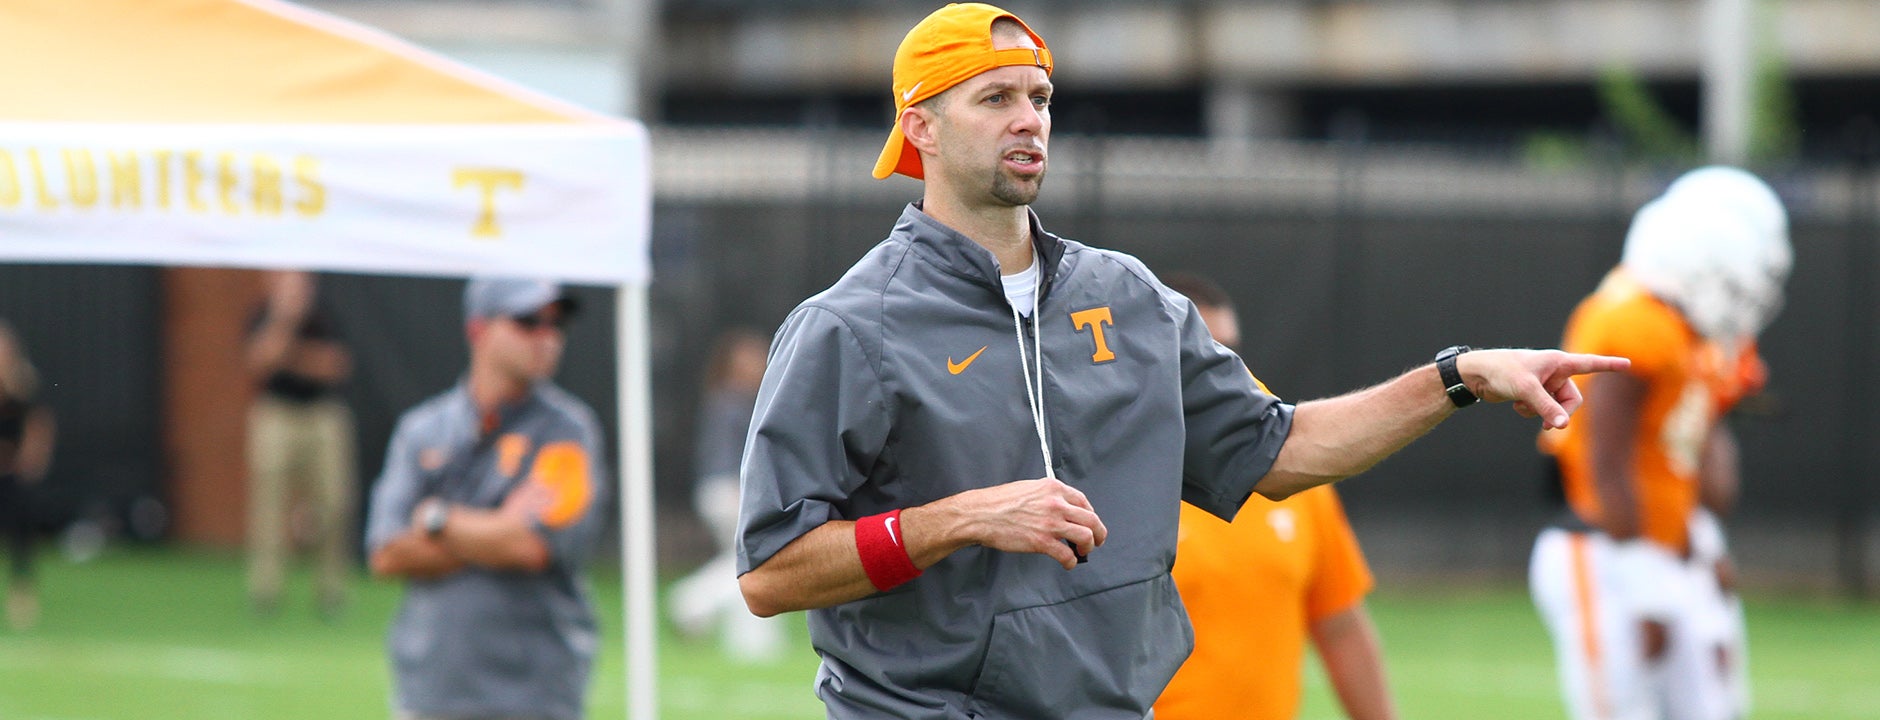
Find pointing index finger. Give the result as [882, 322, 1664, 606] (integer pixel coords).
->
[1561, 353, 1630, 375]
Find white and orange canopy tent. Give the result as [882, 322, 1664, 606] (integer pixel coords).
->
[0, 0, 648, 280]
[0, 0, 659, 716]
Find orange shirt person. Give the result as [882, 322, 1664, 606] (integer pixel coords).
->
[1529, 194, 1762, 720]
[1156, 272, 1396, 720]
[1542, 268, 1715, 557]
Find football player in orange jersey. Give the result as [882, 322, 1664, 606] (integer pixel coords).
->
[1155, 272, 1396, 720]
[1660, 167, 1790, 720]
[1530, 185, 1769, 720]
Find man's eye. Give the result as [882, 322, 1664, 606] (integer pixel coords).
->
[986, 94, 1006, 105]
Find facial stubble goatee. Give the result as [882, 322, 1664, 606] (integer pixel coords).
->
[990, 166, 1045, 207]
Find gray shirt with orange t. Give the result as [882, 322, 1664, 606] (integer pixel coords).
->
[737, 203, 1295, 720]
[366, 382, 608, 720]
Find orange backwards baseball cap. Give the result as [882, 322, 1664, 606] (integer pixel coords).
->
[872, 3, 1054, 180]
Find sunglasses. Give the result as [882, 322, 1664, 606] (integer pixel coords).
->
[509, 312, 568, 331]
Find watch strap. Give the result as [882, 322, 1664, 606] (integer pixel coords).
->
[1435, 345, 1479, 408]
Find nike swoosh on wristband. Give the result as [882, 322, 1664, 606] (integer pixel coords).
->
[947, 346, 989, 375]
[884, 515, 900, 546]
[903, 81, 923, 103]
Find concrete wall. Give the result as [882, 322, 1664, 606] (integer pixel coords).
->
[311, 0, 1880, 92]
[649, 0, 1880, 88]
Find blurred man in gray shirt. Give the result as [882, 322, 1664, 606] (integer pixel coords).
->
[367, 278, 608, 720]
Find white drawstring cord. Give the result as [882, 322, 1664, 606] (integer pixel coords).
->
[1010, 266, 1053, 478]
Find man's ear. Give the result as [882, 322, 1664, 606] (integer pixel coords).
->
[902, 105, 941, 158]
[465, 318, 487, 345]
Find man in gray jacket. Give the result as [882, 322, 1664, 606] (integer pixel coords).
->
[735, 4, 1629, 719]
[367, 278, 608, 720]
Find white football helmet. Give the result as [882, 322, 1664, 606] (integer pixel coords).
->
[1665, 166, 1791, 335]
[1621, 196, 1763, 344]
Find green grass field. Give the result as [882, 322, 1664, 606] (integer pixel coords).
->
[0, 547, 1874, 719]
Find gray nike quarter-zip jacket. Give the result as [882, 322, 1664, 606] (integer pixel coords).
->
[737, 203, 1295, 719]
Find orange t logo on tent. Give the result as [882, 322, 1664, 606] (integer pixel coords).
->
[453, 167, 524, 238]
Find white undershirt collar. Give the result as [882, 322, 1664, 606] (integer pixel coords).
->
[1001, 251, 1042, 318]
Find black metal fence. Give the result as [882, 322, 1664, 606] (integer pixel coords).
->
[0, 265, 162, 541]
[4, 127, 1874, 593]
[644, 127, 1880, 592]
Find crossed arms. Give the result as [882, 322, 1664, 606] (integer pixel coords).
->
[369, 483, 554, 579]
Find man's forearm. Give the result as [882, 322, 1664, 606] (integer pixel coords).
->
[740, 499, 990, 617]
[373, 506, 552, 578]
[370, 531, 465, 579]
[1258, 364, 1453, 499]
[1311, 605, 1398, 720]
[738, 521, 874, 617]
[435, 506, 551, 572]
[1256, 348, 1626, 499]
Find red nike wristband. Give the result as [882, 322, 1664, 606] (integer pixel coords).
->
[855, 509, 922, 591]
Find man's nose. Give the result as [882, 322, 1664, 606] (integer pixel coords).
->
[1011, 103, 1045, 134]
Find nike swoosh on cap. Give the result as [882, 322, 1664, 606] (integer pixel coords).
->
[902, 81, 923, 103]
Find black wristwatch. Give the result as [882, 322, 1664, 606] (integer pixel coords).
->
[421, 499, 450, 537]
[1434, 345, 1479, 408]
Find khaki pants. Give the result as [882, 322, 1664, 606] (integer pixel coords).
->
[247, 395, 356, 610]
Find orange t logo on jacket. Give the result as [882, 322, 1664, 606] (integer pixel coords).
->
[1070, 307, 1116, 363]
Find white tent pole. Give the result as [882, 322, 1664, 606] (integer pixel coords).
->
[611, 0, 659, 703]
[1701, 0, 1754, 164]
[617, 283, 658, 720]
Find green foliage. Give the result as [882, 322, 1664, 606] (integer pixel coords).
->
[1527, 0, 1802, 170]
[1597, 65, 1701, 165]
[1747, 6, 1801, 165]
[1521, 131, 1593, 173]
